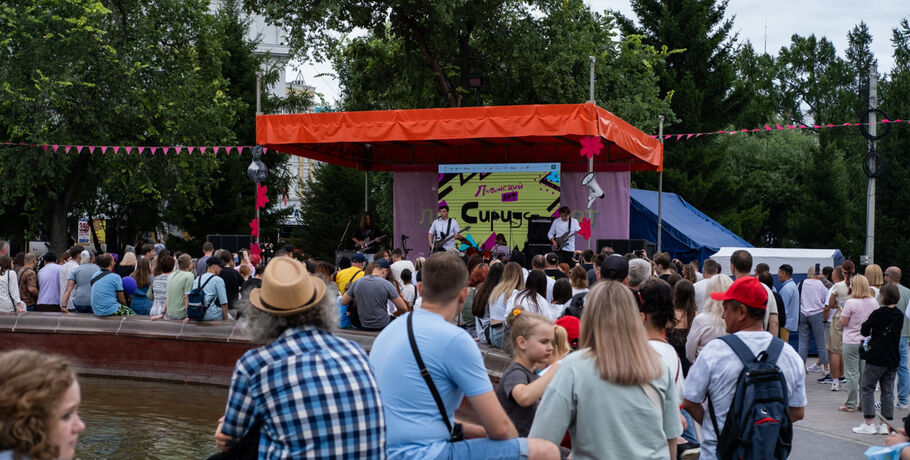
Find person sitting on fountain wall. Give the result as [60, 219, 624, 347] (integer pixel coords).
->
[0, 349, 86, 460]
[214, 257, 386, 459]
[90, 253, 133, 317]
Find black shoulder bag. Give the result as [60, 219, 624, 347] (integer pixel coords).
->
[406, 312, 464, 442]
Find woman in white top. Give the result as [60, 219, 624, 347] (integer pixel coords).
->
[488, 262, 525, 348]
[529, 281, 683, 459]
[685, 274, 733, 363]
[509, 270, 558, 320]
[0, 256, 25, 313]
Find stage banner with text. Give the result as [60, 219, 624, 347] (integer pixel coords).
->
[437, 163, 560, 251]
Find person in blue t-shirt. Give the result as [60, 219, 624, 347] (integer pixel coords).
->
[194, 257, 230, 320]
[90, 253, 133, 317]
[369, 252, 559, 460]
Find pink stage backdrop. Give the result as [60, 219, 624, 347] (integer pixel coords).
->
[393, 170, 630, 261]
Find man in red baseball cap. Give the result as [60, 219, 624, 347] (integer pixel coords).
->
[681, 276, 807, 460]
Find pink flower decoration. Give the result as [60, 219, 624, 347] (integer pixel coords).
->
[249, 242, 262, 258]
[579, 136, 603, 159]
[579, 217, 592, 240]
[249, 218, 259, 237]
[256, 183, 269, 209]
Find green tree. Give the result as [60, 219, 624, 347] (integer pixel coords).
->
[0, 0, 307, 254]
[875, 18, 910, 268]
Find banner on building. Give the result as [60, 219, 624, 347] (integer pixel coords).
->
[437, 163, 560, 251]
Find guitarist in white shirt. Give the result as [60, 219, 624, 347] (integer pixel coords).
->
[427, 205, 462, 252]
[548, 206, 581, 264]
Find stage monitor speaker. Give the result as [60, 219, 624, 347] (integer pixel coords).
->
[596, 239, 656, 258]
[335, 250, 356, 267]
[206, 234, 252, 254]
[524, 243, 552, 261]
[527, 217, 554, 244]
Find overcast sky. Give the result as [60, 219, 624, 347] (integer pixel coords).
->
[295, 1, 908, 106]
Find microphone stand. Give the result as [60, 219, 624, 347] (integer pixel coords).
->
[400, 235, 411, 258]
[336, 216, 353, 251]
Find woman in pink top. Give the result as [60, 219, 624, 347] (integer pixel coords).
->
[839, 275, 879, 411]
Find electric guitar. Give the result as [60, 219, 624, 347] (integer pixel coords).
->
[552, 230, 577, 250]
[356, 234, 386, 251]
[432, 226, 471, 252]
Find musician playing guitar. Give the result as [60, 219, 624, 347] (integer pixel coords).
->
[427, 205, 462, 252]
[352, 212, 384, 261]
[548, 206, 581, 264]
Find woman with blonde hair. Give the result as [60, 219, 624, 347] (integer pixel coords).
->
[865, 263, 884, 300]
[115, 251, 137, 277]
[487, 262, 525, 348]
[0, 350, 85, 460]
[839, 274, 879, 412]
[685, 274, 733, 363]
[529, 281, 682, 459]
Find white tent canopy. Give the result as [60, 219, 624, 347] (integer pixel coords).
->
[709, 247, 845, 281]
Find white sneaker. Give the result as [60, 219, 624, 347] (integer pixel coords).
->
[853, 423, 879, 435]
[831, 381, 840, 391]
[807, 364, 824, 373]
[897, 402, 909, 409]
[880, 424, 891, 435]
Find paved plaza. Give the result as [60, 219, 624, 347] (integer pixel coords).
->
[789, 369, 903, 459]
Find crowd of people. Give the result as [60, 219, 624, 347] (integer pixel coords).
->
[0, 240, 262, 321]
[207, 245, 812, 460]
[8, 234, 910, 459]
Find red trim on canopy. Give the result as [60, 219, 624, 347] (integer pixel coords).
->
[256, 103, 663, 172]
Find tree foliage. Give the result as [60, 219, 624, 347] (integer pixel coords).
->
[0, 0, 306, 254]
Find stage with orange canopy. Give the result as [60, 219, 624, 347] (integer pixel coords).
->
[256, 103, 662, 172]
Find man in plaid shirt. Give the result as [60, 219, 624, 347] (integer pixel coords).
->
[215, 257, 385, 459]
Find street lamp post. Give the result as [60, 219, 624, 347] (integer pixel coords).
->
[247, 146, 268, 246]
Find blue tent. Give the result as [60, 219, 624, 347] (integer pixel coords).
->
[629, 189, 752, 263]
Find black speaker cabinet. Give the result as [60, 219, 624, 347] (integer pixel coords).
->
[526, 217, 554, 244]
[596, 239, 656, 257]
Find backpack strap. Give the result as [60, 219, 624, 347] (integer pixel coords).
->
[90, 271, 116, 286]
[406, 312, 455, 437]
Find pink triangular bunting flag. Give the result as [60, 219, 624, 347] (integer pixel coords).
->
[764, 125, 772, 131]
[150, 146, 157, 155]
[188, 146, 195, 155]
[125, 146, 132, 155]
[65, 145, 72, 154]
[88, 146, 95, 154]
[41, 145, 48, 152]
[52, 144, 59, 152]
[263, 147, 268, 154]
[175, 146, 182, 154]
[162, 147, 169, 155]
[676, 134, 684, 141]
[200, 146, 207, 155]
[775, 124, 784, 130]
[100, 146, 108, 154]
[77, 146, 84, 154]
[112, 146, 120, 154]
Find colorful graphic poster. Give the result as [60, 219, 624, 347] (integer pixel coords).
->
[437, 163, 560, 251]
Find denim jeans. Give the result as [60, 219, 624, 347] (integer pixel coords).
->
[899, 336, 910, 405]
[798, 311, 828, 365]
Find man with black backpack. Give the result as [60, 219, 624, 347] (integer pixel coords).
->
[682, 276, 806, 460]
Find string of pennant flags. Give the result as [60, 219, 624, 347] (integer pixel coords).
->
[0, 142, 271, 155]
[651, 118, 908, 142]
[3, 118, 907, 152]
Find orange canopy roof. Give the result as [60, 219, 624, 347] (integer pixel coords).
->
[256, 103, 662, 172]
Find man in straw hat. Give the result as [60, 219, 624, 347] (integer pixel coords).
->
[370, 252, 559, 460]
[214, 257, 385, 458]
